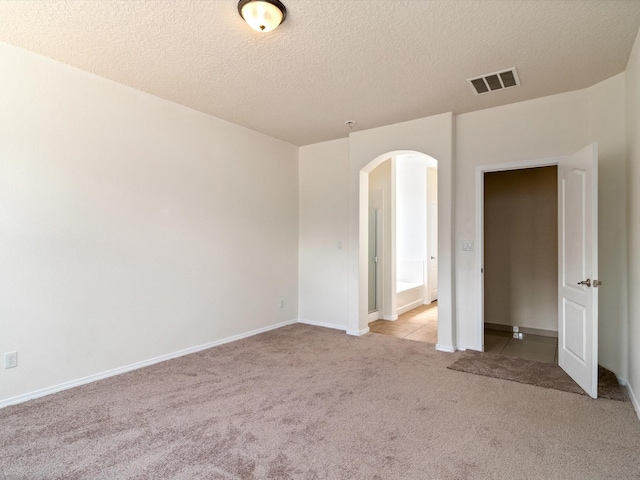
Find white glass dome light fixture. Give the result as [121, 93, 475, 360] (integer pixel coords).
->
[238, 0, 287, 33]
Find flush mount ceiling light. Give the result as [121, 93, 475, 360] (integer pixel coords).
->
[238, 0, 287, 33]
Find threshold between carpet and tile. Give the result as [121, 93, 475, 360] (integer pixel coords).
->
[369, 302, 438, 342]
[1, 324, 639, 479]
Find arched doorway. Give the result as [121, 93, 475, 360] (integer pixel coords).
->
[366, 152, 439, 342]
[345, 115, 455, 353]
[359, 150, 440, 345]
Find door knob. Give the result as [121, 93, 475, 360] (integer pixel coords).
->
[578, 279, 591, 287]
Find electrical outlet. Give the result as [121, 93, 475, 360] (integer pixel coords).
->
[4, 351, 17, 369]
[279, 299, 285, 309]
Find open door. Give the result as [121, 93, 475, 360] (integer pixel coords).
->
[558, 144, 599, 398]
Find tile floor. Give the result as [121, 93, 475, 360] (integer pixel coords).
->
[368, 303, 438, 343]
[484, 329, 558, 364]
[370, 306, 558, 364]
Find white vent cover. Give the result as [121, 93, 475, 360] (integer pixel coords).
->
[467, 67, 520, 95]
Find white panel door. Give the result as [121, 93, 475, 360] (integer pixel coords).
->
[558, 144, 599, 398]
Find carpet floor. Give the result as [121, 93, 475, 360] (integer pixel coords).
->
[1, 324, 640, 479]
[448, 349, 629, 401]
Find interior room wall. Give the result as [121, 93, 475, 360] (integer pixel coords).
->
[0, 43, 299, 403]
[625, 28, 640, 412]
[298, 139, 350, 330]
[369, 159, 394, 319]
[484, 167, 558, 332]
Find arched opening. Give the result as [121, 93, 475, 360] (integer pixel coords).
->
[360, 150, 439, 345]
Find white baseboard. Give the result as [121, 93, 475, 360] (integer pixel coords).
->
[298, 318, 347, 331]
[382, 315, 398, 321]
[347, 327, 370, 336]
[436, 344, 456, 353]
[397, 299, 423, 315]
[0, 318, 298, 409]
[624, 379, 640, 421]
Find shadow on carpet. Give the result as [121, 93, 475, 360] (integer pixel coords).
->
[447, 350, 628, 401]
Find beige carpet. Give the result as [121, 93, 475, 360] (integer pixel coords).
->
[1, 324, 640, 479]
[448, 349, 629, 401]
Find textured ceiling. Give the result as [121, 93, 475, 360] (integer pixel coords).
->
[1, 0, 640, 146]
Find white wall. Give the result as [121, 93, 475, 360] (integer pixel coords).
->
[626, 29, 640, 412]
[0, 43, 299, 403]
[298, 139, 349, 329]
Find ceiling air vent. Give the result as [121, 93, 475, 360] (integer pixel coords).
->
[467, 68, 520, 95]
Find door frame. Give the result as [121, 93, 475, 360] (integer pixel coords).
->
[367, 192, 384, 320]
[427, 194, 438, 303]
[475, 156, 561, 351]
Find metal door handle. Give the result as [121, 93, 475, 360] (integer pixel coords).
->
[430, 256, 436, 260]
[593, 280, 602, 287]
[578, 279, 591, 287]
